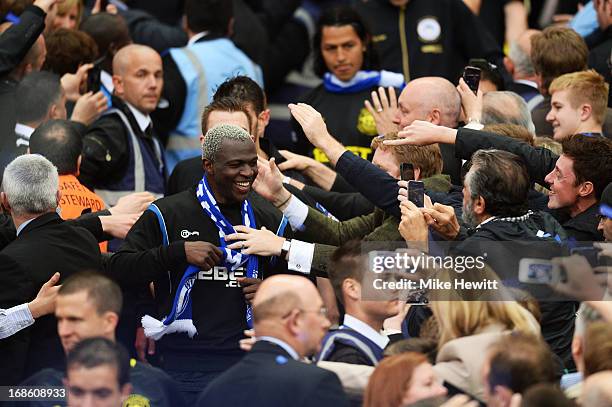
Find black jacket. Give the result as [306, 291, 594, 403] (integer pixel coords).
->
[452, 210, 577, 371]
[0, 5, 46, 77]
[353, 0, 504, 83]
[196, 340, 350, 407]
[18, 361, 185, 407]
[333, 151, 463, 220]
[79, 96, 165, 191]
[107, 187, 306, 370]
[0, 213, 101, 384]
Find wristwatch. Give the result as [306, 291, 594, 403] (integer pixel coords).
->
[280, 239, 292, 258]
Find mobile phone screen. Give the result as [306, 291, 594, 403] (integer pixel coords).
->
[408, 180, 424, 208]
[400, 163, 414, 181]
[463, 66, 481, 95]
[87, 65, 102, 94]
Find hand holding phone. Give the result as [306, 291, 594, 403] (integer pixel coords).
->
[462, 66, 481, 95]
[87, 65, 102, 94]
[408, 180, 424, 208]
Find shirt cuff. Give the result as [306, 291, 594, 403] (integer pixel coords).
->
[282, 196, 309, 231]
[464, 122, 484, 130]
[287, 240, 314, 274]
[12, 303, 35, 326]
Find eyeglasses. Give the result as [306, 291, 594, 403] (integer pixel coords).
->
[596, 214, 610, 222]
[282, 307, 328, 319]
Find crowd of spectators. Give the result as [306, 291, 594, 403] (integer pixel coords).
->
[0, 0, 612, 406]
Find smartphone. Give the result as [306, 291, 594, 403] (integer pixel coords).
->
[87, 64, 102, 94]
[408, 180, 424, 208]
[463, 66, 481, 95]
[400, 163, 414, 181]
[518, 258, 564, 285]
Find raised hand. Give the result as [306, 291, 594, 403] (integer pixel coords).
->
[226, 226, 286, 257]
[384, 120, 457, 146]
[364, 86, 400, 136]
[252, 157, 291, 208]
[71, 91, 108, 126]
[456, 77, 483, 123]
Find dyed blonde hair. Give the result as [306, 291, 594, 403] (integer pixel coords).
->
[428, 266, 540, 347]
[549, 70, 609, 125]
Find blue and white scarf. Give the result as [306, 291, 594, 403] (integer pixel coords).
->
[323, 70, 405, 94]
[142, 175, 259, 340]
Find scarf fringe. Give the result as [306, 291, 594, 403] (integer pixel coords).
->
[141, 314, 198, 340]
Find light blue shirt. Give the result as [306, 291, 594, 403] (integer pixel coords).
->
[16, 218, 35, 236]
[257, 336, 300, 360]
[570, 1, 598, 37]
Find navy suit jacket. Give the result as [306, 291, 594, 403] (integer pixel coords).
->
[197, 340, 350, 407]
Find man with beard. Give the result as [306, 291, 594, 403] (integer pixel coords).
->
[388, 122, 612, 242]
[108, 124, 314, 404]
[398, 148, 576, 371]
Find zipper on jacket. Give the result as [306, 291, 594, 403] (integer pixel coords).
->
[398, 5, 411, 83]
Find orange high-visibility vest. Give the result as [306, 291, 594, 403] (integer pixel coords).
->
[58, 174, 108, 252]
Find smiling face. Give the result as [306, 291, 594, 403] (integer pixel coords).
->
[204, 139, 258, 204]
[543, 154, 581, 210]
[52, 4, 79, 30]
[546, 89, 583, 141]
[321, 25, 365, 82]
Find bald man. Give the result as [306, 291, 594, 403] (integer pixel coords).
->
[79, 44, 166, 206]
[290, 76, 463, 190]
[197, 275, 349, 407]
[581, 371, 612, 407]
[504, 29, 542, 104]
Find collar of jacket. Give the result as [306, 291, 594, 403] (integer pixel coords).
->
[564, 202, 601, 233]
[18, 212, 62, 236]
[109, 96, 151, 138]
[423, 174, 452, 193]
[250, 339, 297, 360]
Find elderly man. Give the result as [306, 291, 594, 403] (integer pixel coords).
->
[0, 155, 101, 384]
[79, 44, 166, 206]
[197, 274, 349, 407]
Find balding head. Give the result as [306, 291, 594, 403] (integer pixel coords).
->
[113, 44, 159, 76]
[112, 45, 163, 114]
[252, 275, 330, 358]
[482, 91, 536, 134]
[395, 77, 461, 129]
[581, 371, 612, 407]
[507, 29, 540, 79]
